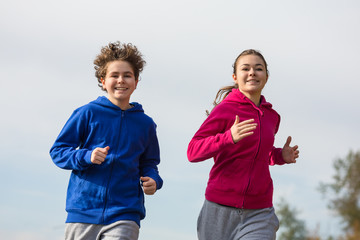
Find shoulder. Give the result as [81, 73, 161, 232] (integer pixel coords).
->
[261, 96, 280, 116]
[211, 98, 252, 120]
[138, 112, 157, 128]
[212, 100, 239, 114]
[202, 102, 235, 130]
[68, 98, 108, 122]
[262, 102, 281, 126]
[129, 103, 157, 127]
[266, 108, 281, 124]
[72, 102, 96, 116]
[263, 102, 280, 118]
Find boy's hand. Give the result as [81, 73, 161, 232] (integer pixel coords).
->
[91, 146, 110, 165]
[230, 115, 257, 144]
[140, 177, 157, 195]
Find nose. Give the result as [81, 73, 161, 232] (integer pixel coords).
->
[249, 68, 256, 76]
[117, 75, 125, 83]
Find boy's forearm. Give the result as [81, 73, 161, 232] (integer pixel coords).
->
[50, 146, 92, 170]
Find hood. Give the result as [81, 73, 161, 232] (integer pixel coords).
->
[90, 96, 144, 112]
[223, 88, 273, 109]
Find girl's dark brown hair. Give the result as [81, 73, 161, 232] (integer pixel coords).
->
[94, 41, 146, 90]
[206, 49, 268, 115]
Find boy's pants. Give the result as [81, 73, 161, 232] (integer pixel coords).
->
[65, 220, 139, 240]
[197, 199, 279, 240]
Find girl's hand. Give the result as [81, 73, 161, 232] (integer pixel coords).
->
[91, 146, 110, 165]
[282, 136, 299, 163]
[230, 115, 257, 144]
[140, 176, 157, 195]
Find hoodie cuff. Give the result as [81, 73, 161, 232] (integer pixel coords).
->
[82, 150, 93, 166]
[153, 175, 163, 190]
[225, 130, 236, 145]
[270, 147, 286, 165]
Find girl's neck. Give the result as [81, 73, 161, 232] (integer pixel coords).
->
[240, 90, 261, 106]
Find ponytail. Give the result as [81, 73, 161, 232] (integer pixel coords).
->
[206, 84, 237, 116]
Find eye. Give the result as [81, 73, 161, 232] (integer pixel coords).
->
[256, 68, 263, 71]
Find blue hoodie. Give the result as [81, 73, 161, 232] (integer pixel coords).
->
[50, 96, 163, 226]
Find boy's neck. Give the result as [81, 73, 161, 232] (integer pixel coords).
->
[120, 104, 133, 110]
[107, 97, 132, 110]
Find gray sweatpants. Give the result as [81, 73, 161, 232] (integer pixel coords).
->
[65, 220, 139, 240]
[197, 199, 279, 240]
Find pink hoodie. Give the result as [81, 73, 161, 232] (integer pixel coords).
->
[187, 89, 286, 209]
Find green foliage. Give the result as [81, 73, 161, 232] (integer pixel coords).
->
[276, 198, 307, 240]
[319, 150, 360, 232]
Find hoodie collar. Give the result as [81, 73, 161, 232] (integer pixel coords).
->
[91, 96, 144, 112]
[223, 88, 273, 110]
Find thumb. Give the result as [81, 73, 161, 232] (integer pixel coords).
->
[234, 115, 239, 125]
[284, 136, 292, 147]
[140, 176, 150, 182]
[102, 146, 110, 155]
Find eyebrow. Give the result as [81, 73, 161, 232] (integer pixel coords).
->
[239, 63, 265, 67]
[109, 71, 134, 75]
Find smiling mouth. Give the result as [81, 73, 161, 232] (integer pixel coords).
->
[115, 87, 127, 90]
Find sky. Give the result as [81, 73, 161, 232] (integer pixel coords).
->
[1, 0, 360, 239]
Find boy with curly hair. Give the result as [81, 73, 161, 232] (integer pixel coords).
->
[50, 41, 163, 240]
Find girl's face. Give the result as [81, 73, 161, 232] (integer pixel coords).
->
[102, 60, 138, 109]
[232, 54, 268, 99]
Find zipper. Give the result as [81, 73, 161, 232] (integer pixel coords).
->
[241, 109, 262, 208]
[101, 109, 125, 223]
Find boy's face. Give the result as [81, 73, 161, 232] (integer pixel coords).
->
[102, 60, 138, 109]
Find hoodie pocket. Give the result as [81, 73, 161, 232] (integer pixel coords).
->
[67, 169, 106, 210]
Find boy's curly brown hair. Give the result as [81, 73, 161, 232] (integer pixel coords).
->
[94, 41, 146, 90]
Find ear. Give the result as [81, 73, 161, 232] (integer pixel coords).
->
[232, 74, 237, 82]
[101, 78, 106, 90]
[135, 79, 139, 89]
